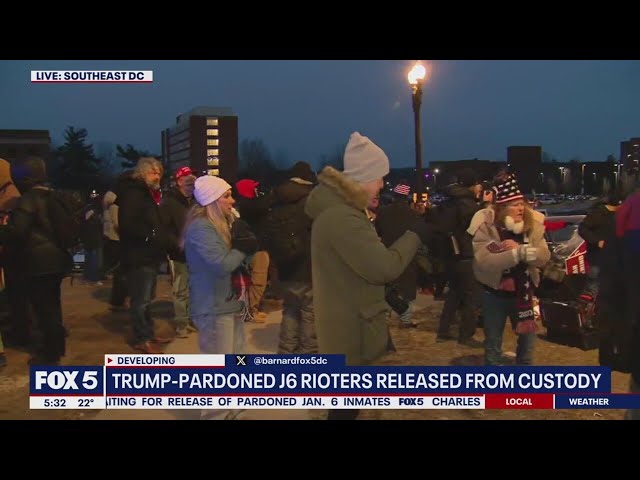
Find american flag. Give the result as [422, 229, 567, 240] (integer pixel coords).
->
[486, 242, 505, 253]
[393, 184, 411, 196]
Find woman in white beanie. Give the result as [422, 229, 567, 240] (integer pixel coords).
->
[182, 175, 258, 419]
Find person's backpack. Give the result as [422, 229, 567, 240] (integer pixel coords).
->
[264, 198, 309, 266]
[47, 190, 86, 253]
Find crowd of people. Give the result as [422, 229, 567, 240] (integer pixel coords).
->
[0, 131, 639, 420]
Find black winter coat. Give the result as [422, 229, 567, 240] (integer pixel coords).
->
[234, 193, 273, 250]
[375, 200, 419, 301]
[117, 178, 168, 269]
[0, 187, 73, 277]
[578, 203, 616, 265]
[437, 184, 481, 260]
[266, 180, 313, 283]
[597, 232, 634, 375]
[159, 187, 193, 262]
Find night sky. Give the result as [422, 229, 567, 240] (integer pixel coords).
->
[1, 60, 638, 169]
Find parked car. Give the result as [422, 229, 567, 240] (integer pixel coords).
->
[536, 213, 588, 300]
[543, 214, 586, 247]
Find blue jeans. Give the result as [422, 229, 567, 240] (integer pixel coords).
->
[482, 290, 536, 366]
[128, 266, 158, 344]
[171, 261, 190, 330]
[83, 248, 103, 282]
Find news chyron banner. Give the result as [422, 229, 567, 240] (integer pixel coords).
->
[29, 354, 640, 411]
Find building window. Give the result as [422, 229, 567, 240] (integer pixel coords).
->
[207, 156, 219, 166]
[208, 169, 219, 176]
[206, 129, 219, 136]
[207, 149, 219, 157]
[206, 118, 219, 126]
[207, 139, 219, 146]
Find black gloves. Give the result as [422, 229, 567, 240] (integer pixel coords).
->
[231, 219, 259, 255]
[407, 219, 432, 245]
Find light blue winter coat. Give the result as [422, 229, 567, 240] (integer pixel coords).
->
[184, 217, 247, 317]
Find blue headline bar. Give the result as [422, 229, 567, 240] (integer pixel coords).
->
[100, 366, 611, 395]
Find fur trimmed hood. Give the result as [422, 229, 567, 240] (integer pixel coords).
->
[305, 166, 370, 220]
[468, 206, 545, 236]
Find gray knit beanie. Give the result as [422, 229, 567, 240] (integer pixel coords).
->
[342, 132, 389, 183]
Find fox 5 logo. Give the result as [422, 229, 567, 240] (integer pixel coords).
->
[33, 369, 99, 390]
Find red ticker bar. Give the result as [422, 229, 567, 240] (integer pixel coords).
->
[485, 394, 554, 409]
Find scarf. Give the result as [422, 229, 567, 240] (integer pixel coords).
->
[149, 187, 162, 205]
[227, 262, 252, 322]
[228, 264, 252, 302]
[497, 227, 537, 335]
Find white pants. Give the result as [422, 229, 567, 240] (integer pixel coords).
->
[193, 312, 246, 420]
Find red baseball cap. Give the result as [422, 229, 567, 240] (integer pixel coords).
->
[175, 166, 195, 180]
[235, 179, 260, 199]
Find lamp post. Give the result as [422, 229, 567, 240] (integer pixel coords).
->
[581, 163, 586, 195]
[434, 168, 439, 190]
[408, 61, 427, 199]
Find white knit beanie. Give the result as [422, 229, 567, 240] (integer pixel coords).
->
[342, 132, 390, 183]
[194, 175, 232, 206]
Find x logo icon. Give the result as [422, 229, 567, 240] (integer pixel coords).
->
[236, 355, 247, 366]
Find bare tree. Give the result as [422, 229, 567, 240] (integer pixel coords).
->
[116, 144, 154, 170]
[318, 143, 346, 171]
[239, 138, 276, 183]
[94, 141, 119, 178]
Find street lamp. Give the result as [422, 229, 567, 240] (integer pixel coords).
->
[408, 61, 427, 198]
[434, 168, 439, 189]
[581, 163, 586, 195]
[558, 167, 566, 193]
